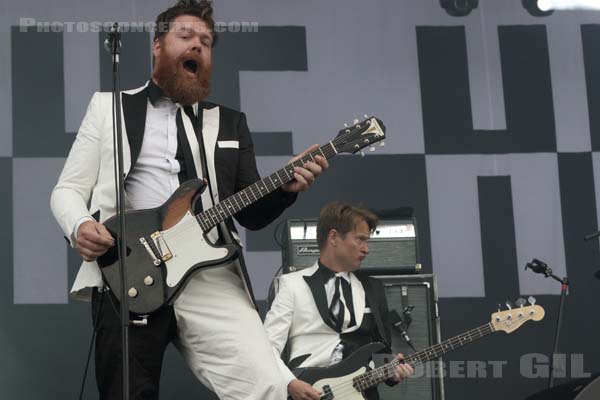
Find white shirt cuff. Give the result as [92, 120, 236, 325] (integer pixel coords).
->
[72, 216, 95, 248]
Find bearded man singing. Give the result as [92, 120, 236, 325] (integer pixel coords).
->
[50, 1, 328, 399]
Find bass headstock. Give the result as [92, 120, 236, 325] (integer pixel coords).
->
[491, 297, 545, 334]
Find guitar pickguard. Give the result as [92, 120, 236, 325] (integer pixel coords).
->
[160, 211, 230, 287]
[313, 367, 367, 400]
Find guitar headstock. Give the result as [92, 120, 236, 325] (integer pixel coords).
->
[332, 116, 386, 155]
[491, 298, 545, 334]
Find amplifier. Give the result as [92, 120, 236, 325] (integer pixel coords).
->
[281, 218, 420, 274]
[373, 274, 444, 400]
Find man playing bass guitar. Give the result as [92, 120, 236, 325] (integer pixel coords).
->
[264, 202, 414, 400]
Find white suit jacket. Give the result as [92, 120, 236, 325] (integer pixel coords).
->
[51, 82, 296, 301]
[264, 262, 371, 382]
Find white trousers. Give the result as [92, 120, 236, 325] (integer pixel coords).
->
[173, 263, 288, 400]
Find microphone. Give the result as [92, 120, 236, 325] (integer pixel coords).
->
[104, 23, 121, 55]
[525, 258, 565, 284]
[403, 305, 414, 325]
[389, 309, 416, 352]
[524, 258, 552, 277]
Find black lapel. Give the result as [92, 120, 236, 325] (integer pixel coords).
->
[356, 272, 388, 346]
[122, 87, 149, 174]
[303, 271, 337, 332]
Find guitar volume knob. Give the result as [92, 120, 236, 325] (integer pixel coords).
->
[144, 276, 154, 286]
[128, 287, 138, 298]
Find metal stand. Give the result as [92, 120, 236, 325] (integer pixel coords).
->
[525, 259, 569, 389]
[549, 277, 568, 388]
[105, 23, 130, 400]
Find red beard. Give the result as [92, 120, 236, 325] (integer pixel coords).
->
[153, 51, 211, 105]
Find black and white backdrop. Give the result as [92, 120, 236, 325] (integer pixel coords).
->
[2, 0, 600, 399]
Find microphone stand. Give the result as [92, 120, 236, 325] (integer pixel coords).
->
[106, 23, 130, 400]
[525, 259, 568, 389]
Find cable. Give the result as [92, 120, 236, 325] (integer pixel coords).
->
[78, 289, 105, 400]
[272, 219, 285, 249]
[267, 219, 288, 310]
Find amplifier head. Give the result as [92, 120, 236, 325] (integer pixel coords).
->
[282, 218, 420, 274]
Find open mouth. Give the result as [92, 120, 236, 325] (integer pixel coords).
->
[182, 59, 199, 75]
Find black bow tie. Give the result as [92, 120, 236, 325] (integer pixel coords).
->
[318, 261, 339, 282]
[147, 79, 167, 106]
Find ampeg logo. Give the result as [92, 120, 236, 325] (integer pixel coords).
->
[297, 245, 320, 256]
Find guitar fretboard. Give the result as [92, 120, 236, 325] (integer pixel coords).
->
[353, 323, 495, 392]
[194, 143, 337, 232]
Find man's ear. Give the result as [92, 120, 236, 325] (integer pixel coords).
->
[328, 229, 338, 247]
[152, 38, 162, 58]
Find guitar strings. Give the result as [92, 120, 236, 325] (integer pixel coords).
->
[146, 143, 341, 255]
[319, 323, 495, 397]
[150, 122, 379, 250]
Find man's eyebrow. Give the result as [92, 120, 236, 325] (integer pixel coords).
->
[176, 26, 194, 33]
[175, 26, 212, 40]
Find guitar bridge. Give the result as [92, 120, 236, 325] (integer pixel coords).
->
[151, 231, 173, 262]
[139, 237, 162, 266]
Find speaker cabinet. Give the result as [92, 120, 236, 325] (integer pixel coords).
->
[372, 274, 444, 400]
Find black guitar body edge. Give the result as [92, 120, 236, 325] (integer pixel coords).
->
[293, 342, 386, 385]
[97, 179, 240, 314]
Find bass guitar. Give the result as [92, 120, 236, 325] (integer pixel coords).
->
[293, 301, 545, 400]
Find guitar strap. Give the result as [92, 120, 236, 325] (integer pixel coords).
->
[181, 104, 233, 245]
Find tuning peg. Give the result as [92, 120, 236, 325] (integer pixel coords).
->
[364, 114, 369, 119]
[527, 296, 537, 305]
[505, 301, 514, 310]
[369, 146, 375, 152]
[360, 151, 365, 157]
[379, 141, 385, 147]
[515, 298, 527, 307]
[344, 123, 348, 128]
[497, 304, 502, 312]
[353, 118, 359, 124]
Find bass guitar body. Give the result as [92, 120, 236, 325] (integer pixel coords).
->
[293, 343, 386, 400]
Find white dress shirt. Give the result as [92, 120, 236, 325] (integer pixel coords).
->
[74, 96, 195, 239]
[125, 97, 182, 210]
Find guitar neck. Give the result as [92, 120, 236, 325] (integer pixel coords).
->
[353, 323, 495, 392]
[194, 142, 338, 232]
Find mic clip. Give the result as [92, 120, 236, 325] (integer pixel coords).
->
[104, 23, 122, 56]
[390, 308, 417, 352]
[525, 258, 552, 277]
